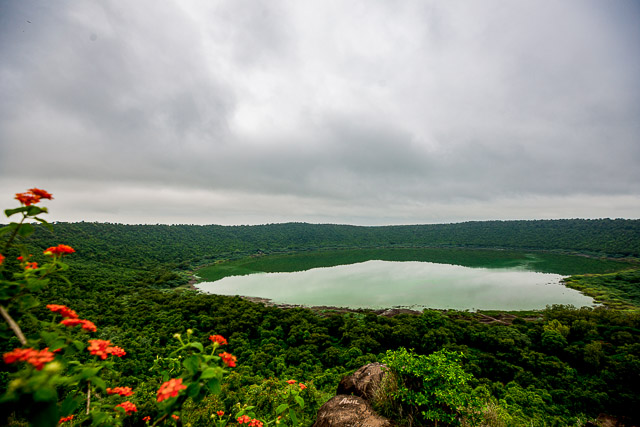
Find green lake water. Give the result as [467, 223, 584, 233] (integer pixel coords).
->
[196, 260, 595, 311]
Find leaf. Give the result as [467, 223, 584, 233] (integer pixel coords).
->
[206, 377, 221, 394]
[289, 408, 298, 426]
[0, 223, 18, 235]
[60, 394, 81, 416]
[189, 341, 204, 352]
[34, 217, 54, 231]
[80, 366, 103, 380]
[73, 340, 85, 351]
[294, 395, 304, 409]
[183, 355, 199, 376]
[187, 382, 202, 399]
[26, 206, 47, 216]
[17, 223, 35, 237]
[200, 367, 222, 380]
[34, 386, 57, 402]
[40, 331, 59, 346]
[91, 376, 107, 391]
[276, 403, 289, 414]
[5, 207, 29, 217]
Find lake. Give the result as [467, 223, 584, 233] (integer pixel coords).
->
[196, 260, 595, 311]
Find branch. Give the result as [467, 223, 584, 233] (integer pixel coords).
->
[0, 305, 27, 346]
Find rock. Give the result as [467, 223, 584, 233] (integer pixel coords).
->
[337, 362, 387, 401]
[311, 395, 395, 427]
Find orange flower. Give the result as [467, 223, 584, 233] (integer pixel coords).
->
[108, 346, 126, 357]
[107, 386, 134, 397]
[248, 419, 264, 427]
[25, 262, 38, 270]
[209, 334, 227, 345]
[237, 415, 251, 424]
[80, 320, 97, 332]
[0, 253, 4, 265]
[47, 304, 79, 319]
[87, 339, 112, 359]
[15, 192, 40, 206]
[219, 352, 237, 368]
[142, 416, 151, 422]
[172, 415, 180, 420]
[286, 379, 296, 385]
[115, 401, 137, 415]
[299, 383, 307, 391]
[156, 378, 187, 402]
[44, 244, 75, 256]
[58, 415, 74, 423]
[3, 347, 55, 370]
[60, 318, 97, 332]
[216, 410, 225, 416]
[28, 188, 53, 200]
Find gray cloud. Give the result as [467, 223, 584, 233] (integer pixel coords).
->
[1, 0, 638, 224]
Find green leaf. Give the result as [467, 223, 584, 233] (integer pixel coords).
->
[187, 382, 202, 399]
[206, 377, 221, 394]
[0, 223, 18, 235]
[27, 205, 47, 216]
[40, 331, 59, 346]
[17, 223, 35, 237]
[189, 341, 204, 352]
[73, 340, 85, 351]
[183, 355, 199, 376]
[92, 411, 110, 425]
[34, 386, 57, 402]
[34, 217, 54, 231]
[200, 367, 221, 380]
[276, 403, 289, 414]
[289, 408, 298, 426]
[80, 366, 103, 380]
[91, 376, 107, 391]
[5, 207, 29, 217]
[60, 394, 81, 416]
[294, 395, 304, 409]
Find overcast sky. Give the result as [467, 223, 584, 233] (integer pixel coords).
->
[1, 0, 639, 225]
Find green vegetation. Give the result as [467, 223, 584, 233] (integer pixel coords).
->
[2, 199, 640, 425]
[564, 269, 640, 310]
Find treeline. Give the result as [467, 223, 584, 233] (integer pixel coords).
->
[23, 219, 640, 269]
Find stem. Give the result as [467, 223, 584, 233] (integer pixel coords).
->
[0, 305, 27, 346]
[151, 413, 169, 427]
[86, 383, 91, 415]
[2, 214, 26, 253]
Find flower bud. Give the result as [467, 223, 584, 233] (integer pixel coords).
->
[43, 361, 63, 374]
[173, 333, 181, 340]
[186, 329, 193, 336]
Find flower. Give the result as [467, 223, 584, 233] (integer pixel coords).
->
[44, 244, 75, 256]
[3, 347, 55, 370]
[209, 334, 228, 345]
[171, 415, 180, 421]
[237, 415, 251, 424]
[28, 188, 53, 200]
[286, 379, 296, 385]
[142, 416, 151, 422]
[108, 346, 126, 357]
[219, 352, 237, 368]
[60, 318, 97, 332]
[107, 386, 134, 397]
[216, 410, 225, 416]
[0, 253, 4, 265]
[15, 192, 40, 206]
[249, 419, 264, 427]
[299, 383, 307, 391]
[115, 401, 137, 415]
[157, 378, 187, 402]
[87, 339, 112, 359]
[25, 262, 39, 270]
[47, 304, 79, 319]
[58, 415, 74, 423]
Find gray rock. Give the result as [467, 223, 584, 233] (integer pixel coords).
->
[337, 362, 387, 401]
[311, 395, 395, 427]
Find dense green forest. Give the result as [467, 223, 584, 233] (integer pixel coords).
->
[2, 218, 640, 425]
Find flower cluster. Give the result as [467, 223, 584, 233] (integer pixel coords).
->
[107, 386, 134, 397]
[58, 415, 74, 424]
[44, 244, 75, 256]
[0, 253, 5, 265]
[209, 334, 228, 345]
[216, 410, 225, 416]
[14, 188, 53, 206]
[142, 416, 151, 422]
[87, 339, 126, 359]
[115, 401, 137, 415]
[237, 415, 263, 426]
[60, 318, 97, 332]
[286, 379, 307, 390]
[219, 351, 237, 368]
[157, 378, 187, 402]
[3, 347, 55, 371]
[47, 304, 78, 319]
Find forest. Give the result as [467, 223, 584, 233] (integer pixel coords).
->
[2, 204, 640, 426]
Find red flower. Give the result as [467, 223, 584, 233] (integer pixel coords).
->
[299, 383, 307, 391]
[44, 244, 75, 256]
[87, 339, 112, 359]
[142, 416, 151, 422]
[286, 379, 296, 385]
[156, 378, 187, 402]
[115, 401, 137, 415]
[58, 415, 74, 424]
[28, 188, 53, 200]
[0, 253, 4, 265]
[15, 192, 40, 206]
[219, 352, 237, 368]
[216, 410, 225, 416]
[25, 262, 38, 270]
[80, 320, 97, 332]
[171, 415, 180, 421]
[47, 304, 79, 319]
[60, 318, 97, 332]
[108, 346, 126, 357]
[107, 386, 134, 397]
[237, 415, 251, 424]
[248, 419, 264, 427]
[3, 347, 55, 370]
[209, 334, 227, 345]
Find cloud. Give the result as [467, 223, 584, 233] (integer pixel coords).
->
[1, 0, 638, 224]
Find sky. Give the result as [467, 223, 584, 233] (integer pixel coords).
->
[1, 0, 639, 225]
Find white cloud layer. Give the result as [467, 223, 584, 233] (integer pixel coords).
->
[1, 0, 639, 224]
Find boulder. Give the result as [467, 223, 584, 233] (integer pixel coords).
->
[311, 395, 395, 427]
[337, 362, 387, 400]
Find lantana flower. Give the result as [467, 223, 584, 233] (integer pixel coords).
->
[209, 334, 227, 345]
[44, 244, 75, 256]
[58, 415, 74, 424]
[3, 347, 55, 370]
[219, 352, 237, 368]
[0, 253, 5, 265]
[156, 378, 187, 402]
[107, 386, 134, 397]
[115, 401, 137, 415]
[60, 318, 97, 332]
[47, 304, 79, 319]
